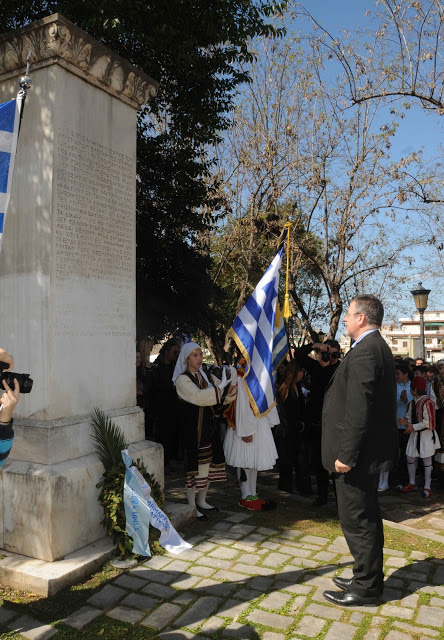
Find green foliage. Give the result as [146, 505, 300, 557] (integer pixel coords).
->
[91, 408, 128, 471]
[0, 0, 288, 340]
[91, 409, 164, 558]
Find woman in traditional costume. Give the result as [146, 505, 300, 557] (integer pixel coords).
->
[172, 342, 237, 519]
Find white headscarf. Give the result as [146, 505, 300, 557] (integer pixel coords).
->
[171, 342, 212, 386]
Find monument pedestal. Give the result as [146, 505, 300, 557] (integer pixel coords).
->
[0, 14, 160, 588]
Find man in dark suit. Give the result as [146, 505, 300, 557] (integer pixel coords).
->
[321, 294, 398, 606]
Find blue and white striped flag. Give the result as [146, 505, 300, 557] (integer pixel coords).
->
[229, 247, 288, 417]
[0, 97, 22, 253]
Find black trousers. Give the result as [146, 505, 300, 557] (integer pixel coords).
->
[335, 468, 384, 597]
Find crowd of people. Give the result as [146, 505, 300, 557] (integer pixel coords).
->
[133, 294, 444, 606]
[136, 326, 444, 522]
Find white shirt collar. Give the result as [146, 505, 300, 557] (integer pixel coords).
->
[351, 328, 379, 348]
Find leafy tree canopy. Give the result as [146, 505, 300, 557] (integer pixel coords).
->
[0, 0, 286, 340]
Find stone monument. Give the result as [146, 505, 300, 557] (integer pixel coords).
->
[0, 14, 162, 593]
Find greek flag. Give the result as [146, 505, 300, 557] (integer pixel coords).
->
[229, 247, 288, 417]
[0, 98, 21, 253]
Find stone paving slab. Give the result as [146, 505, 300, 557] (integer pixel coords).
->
[4, 474, 444, 640]
[62, 606, 102, 629]
[8, 615, 58, 639]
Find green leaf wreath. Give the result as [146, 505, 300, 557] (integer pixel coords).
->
[91, 408, 165, 559]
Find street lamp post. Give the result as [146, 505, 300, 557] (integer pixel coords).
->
[410, 282, 431, 361]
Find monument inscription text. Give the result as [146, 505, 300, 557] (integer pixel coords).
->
[54, 129, 136, 338]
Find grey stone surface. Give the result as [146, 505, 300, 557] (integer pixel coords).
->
[200, 616, 226, 634]
[300, 535, 330, 545]
[141, 582, 176, 599]
[145, 555, 176, 569]
[379, 604, 415, 620]
[188, 565, 215, 577]
[324, 621, 357, 640]
[305, 603, 343, 620]
[231, 562, 275, 576]
[140, 603, 182, 630]
[62, 606, 102, 629]
[218, 598, 251, 619]
[416, 605, 444, 627]
[262, 552, 291, 567]
[236, 553, 262, 565]
[197, 579, 238, 597]
[384, 631, 412, 640]
[130, 567, 174, 583]
[260, 592, 292, 611]
[86, 584, 127, 609]
[247, 609, 294, 630]
[173, 596, 222, 629]
[8, 615, 58, 639]
[113, 574, 148, 590]
[107, 605, 145, 624]
[209, 547, 239, 559]
[294, 615, 327, 636]
[222, 621, 257, 638]
[120, 593, 159, 610]
[393, 621, 440, 636]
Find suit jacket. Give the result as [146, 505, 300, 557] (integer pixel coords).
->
[321, 331, 398, 473]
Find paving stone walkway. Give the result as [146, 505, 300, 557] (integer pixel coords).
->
[2, 467, 444, 639]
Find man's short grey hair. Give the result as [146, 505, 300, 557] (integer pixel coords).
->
[352, 294, 384, 327]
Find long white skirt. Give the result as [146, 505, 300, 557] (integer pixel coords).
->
[224, 420, 278, 470]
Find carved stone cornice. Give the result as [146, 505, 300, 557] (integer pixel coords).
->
[0, 13, 159, 109]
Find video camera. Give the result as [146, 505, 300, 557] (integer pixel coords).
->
[0, 361, 33, 394]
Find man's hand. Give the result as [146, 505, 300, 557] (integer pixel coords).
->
[0, 378, 20, 423]
[335, 459, 351, 473]
[242, 435, 253, 443]
[0, 348, 14, 372]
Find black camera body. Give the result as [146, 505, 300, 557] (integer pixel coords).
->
[321, 351, 331, 362]
[0, 361, 33, 394]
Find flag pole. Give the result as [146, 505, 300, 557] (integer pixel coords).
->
[281, 222, 292, 320]
[17, 50, 32, 134]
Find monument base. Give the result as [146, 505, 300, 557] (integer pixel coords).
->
[0, 502, 195, 596]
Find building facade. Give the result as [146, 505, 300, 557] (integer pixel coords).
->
[338, 310, 444, 363]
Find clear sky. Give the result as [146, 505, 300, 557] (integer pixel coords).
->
[295, 1, 444, 318]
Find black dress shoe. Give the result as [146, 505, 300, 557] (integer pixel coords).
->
[323, 589, 378, 606]
[196, 513, 209, 521]
[196, 505, 220, 512]
[333, 576, 353, 590]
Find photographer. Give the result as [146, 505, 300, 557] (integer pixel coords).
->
[0, 348, 20, 468]
[295, 339, 341, 505]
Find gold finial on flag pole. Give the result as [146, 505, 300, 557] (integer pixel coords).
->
[282, 222, 292, 320]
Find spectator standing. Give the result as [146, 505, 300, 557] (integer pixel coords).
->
[296, 339, 341, 505]
[381, 363, 413, 492]
[150, 339, 181, 464]
[275, 359, 306, 494]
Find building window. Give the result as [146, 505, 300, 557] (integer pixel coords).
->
[403, 341, 408, 348]
[426, 338, 432, 344]
[392, 339, 398, 345]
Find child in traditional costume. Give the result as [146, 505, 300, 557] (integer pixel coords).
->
[223, 359, 278, 510]
[398, 376, 441, 498]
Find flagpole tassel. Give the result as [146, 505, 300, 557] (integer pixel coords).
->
[282, 293, 291, 320]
